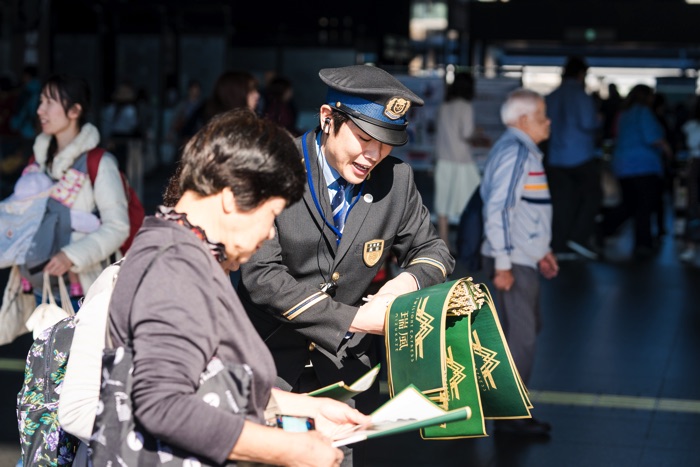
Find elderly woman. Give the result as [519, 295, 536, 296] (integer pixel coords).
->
[104, 109, 367, 466]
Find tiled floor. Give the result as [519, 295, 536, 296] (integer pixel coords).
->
[1, 167, 699, 466]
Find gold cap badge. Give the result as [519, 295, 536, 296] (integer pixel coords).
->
[384, 97, 411, 120]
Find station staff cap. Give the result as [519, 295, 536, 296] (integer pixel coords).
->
[319, 65, 424, 146]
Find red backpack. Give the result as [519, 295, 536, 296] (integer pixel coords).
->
[85, 148, 144, 255]
[28, 148, 145, 255]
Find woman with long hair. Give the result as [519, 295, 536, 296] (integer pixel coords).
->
[1, 73, 129, 317]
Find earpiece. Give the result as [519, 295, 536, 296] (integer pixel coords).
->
[323, 117, 331, 134]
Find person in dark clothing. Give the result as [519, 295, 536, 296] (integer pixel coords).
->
[178, 70, 260, 144]
[263, 75, 301, 136]
[544, 56, 603, 260]
[601, 84, 670, 258]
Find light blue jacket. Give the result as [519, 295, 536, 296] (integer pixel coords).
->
[545, 79, 600, 167]
[480, 128, 552, 271]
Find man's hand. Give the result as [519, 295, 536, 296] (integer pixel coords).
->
[375, 272, 418, 297]
[493, 269, 514, 291]
[538, 251, 559, 279]
[349, 293, 396, 335]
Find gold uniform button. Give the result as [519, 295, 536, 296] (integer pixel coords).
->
[331, 272, 340, 282]
[308, 342, 316, 351]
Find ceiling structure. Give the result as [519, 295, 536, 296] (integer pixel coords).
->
[3, 0, 700, 70]
[464, 0, 700, 70]
[3, 0, 700, 100]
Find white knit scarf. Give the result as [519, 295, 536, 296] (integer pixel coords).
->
[32, 123, 101, 180]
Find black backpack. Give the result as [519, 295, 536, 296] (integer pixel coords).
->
[456, 185, 484, 273]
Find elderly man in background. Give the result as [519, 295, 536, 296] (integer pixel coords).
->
[480, 88, 559, 437]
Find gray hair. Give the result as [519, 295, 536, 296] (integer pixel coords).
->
[500, 88, 543, 126]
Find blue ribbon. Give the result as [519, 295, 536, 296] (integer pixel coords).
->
[301, 131, 365, 243]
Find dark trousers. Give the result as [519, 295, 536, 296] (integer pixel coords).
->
[546, 159, 602, 253]
[482, 257, 541, 385]
[601, 174, 661, 251]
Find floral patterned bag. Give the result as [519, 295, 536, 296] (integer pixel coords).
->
[16, 315, 79, 466]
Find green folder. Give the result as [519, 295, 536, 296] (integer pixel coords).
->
[385, 277, 532, 439]
[307, 364, 381, 402]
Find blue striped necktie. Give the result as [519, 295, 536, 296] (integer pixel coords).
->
[331, 177, 348, 237]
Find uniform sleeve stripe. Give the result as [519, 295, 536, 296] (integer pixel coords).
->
[408, 257, 447, 278]
[283, 292, 329, 320]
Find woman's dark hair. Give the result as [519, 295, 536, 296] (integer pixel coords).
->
[445, 72, 475, 102]
[622, 84, 654, 111]
[265, 76, 292, 102]
[42, 73, 91, 166]
[42, 73, 91, 126]
[163, 108, 305, 210]
[263, 76, 299, 135]
[203, 70, 257, 121]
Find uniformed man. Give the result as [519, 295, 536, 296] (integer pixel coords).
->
[238, 64, 454, 418]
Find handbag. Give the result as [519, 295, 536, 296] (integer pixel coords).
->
[25, 272, 75, 340]
[89, 345, 254, 466]
[0, 265, 39, 346]
[385, 277, 532, 439]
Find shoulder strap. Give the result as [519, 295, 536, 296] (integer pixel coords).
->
[105, 243, 176, 350]
[86, 147, 107, 185]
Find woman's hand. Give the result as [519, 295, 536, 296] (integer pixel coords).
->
[313, 397, 371, 440]
[229, 422, 344, 467]
[270, 390, 371, 440]
[44, 251, 73, 277]
[283, 431, 344, 467]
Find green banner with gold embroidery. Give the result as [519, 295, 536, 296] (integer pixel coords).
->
[471, 284, 532, 418]
[422, 314, 486, 438]
[385, 280, 451, 400]
[385, 277, 532, 439]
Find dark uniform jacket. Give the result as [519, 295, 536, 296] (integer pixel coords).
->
[238, 130, 454, 391]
